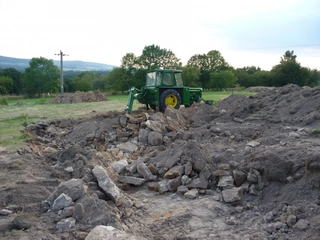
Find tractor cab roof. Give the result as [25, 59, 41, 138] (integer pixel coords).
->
[148, 69, 183, 74]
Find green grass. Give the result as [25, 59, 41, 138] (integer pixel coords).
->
[0, 91, 255, 150]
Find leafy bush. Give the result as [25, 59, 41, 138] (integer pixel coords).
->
[0, 98, 8, 105]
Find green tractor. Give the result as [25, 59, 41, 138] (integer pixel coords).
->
[125, 69, 212, 114]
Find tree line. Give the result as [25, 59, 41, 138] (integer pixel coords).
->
[0, 45, 319, 97]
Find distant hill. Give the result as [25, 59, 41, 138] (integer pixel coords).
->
[0, 55, 116, 72]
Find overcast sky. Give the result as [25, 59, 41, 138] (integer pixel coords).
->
[0, 0, 319, 70]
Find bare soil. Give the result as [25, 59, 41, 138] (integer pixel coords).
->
[46, 90, 108, 104]
[1, 84, 320, 240]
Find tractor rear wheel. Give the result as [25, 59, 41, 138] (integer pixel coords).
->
[160, 89, 181, 112]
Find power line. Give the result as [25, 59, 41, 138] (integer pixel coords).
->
[234, 43, 320, 51]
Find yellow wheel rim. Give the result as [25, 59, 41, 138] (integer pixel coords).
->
[165, 94, 178, 107]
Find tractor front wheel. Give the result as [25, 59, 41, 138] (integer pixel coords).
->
[160, 89, 181, 112]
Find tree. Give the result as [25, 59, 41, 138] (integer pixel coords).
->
[0, 68, 23, 95]
[307, 69, 320, 87]
[71, 72, 95, 92]
[252, 70, 275, 87]
[0, 76, 13, 94]
[23, 57, 60, 97]
[181, 66, 200, 87]
[187, 50, 229, 88]
[121, 53, 139, 70]
[105, 67, 129, 93]
[139, 44, 181, 70]
[281, 50, 297, 63]
[272, 51, 309, 87]
[209, 70, 237, 90]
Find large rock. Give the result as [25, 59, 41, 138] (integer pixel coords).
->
[184, 188, 199, 199]
[137, 159, 157, 181]
[232, 170, 247, 187]
[85, 225, 146, 240]
[51, 193, 73, 212]
[111, 159, 128, 174]
[116, 142, 138, 154]
[217, 175, 235, 189]
[167, 176, 182, 191]
[92, 165, 124, 206]
[164, 165, 184, 179]
[56, 217, 76, 231]
[118, 176, 146, 186]
[222, 187, 243, 203]
[145, 120, 166, 133]
[186, 176, 208, 189]
[138, 129, 149, 144]
[46, 179, 86, 206]
[148, 131, 163, 146]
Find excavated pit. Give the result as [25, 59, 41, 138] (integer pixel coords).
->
[1, 84, 320, 240]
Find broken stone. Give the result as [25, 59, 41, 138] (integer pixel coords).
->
[147, 182, 159, 192]
[186, 176, 208, 189]
[164, 165, 184, 179]
[118, 176, 146, 186]
[177, 185, 189, 194]
[184, 162, 193, 175]
[73, 203, 85, 221]
[111, 159, 128, 174]
[217, 175, 234, 189]
[137, 159, 157, 181]
[148, 131, 163, 146]
[85, 225, 146, 240]
[246, 141, 260, 147]
[145, 120, 166, 133]
[286, 215, 297, 227]
[184, 188, 199, 199]
[51, 193, 73, 212]
[43, 146, 57, 154]
[222, 187, 243, 203]
[289, 131, 300, 138]
[148, 163, 158, 175]
[138, 129, 149, 144]
[126, 161, 137, 174]
[92, 165, 124, 206]
[293, 219, 309, 230]
[158, 179, 169, 193]
[56, 217, 76, 231]
[46, 179, 86, 206]
[232, 170, 247, 187]
[167, 176, 182, 191]
[117, 142, 138, 154]
[0, 209, 12, 216]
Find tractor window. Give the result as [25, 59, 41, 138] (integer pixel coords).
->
[146, 72, 156, 86]
[163, 73, 173, 85]
[156, 72, 162, 86]
[175, 73, 183, 86]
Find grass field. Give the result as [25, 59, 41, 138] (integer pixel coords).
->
[0, 90, 255, 150]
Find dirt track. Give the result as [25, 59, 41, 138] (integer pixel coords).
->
[1, 84, 320, 240]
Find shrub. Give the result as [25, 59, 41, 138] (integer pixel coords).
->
[0, 98, 8, 105]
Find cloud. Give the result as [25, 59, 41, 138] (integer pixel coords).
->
[0, 0, 319, 70]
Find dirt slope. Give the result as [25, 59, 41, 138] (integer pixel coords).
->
[1, 84, 320, 240]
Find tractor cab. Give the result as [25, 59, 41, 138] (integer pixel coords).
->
[146, 69, 184, 87]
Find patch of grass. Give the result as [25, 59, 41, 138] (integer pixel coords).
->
[0, 91, 256, 150]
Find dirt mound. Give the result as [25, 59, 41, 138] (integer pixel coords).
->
[1, 84, 320, 240]
[244, 86, 276, 92]
[46, 90, 108, 104]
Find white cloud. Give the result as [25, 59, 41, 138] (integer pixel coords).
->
[0, 0, 319, 70]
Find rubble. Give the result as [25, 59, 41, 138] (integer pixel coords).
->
[1, 84, 320, 239]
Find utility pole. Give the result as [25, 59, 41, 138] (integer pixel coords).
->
[54, 50, 68, 94]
